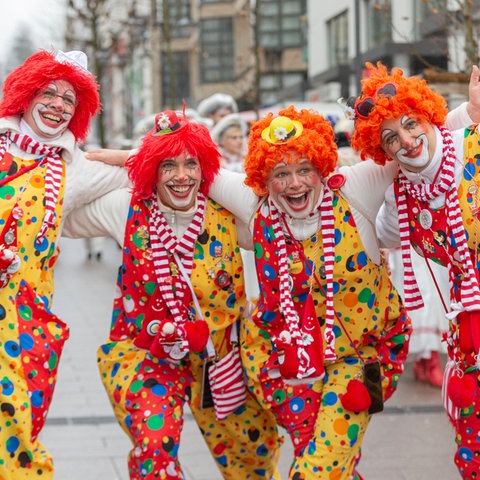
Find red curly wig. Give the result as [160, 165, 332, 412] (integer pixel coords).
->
[244, 105, 337, 196]
[351, 62, 448, 165]
[127, 113, 221, 200]
[0, 50, 100, 142]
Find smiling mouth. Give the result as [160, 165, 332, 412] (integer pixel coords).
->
[42, 112, 62, 123]
[285, 192, 309, 209]
[168, 184, 194, 196]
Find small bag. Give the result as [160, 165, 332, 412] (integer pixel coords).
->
[173, 253, 247, 420]
[208, 340, 247, 420]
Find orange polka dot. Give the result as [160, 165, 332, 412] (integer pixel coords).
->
[333, 417, 349, 435]
[343, 292, 358, 308]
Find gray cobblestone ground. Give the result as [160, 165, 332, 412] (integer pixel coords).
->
[40, 237, 459, 479]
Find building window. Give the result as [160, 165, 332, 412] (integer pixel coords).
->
[259, 0, 306, 49]
[200, 17, 234, 83]
[366, 0, 392, 48]
[327, 10, 349, 67]
[159, 0, 192, 38]
[162, 51, 191, 106]
[260, 71, 304, 105]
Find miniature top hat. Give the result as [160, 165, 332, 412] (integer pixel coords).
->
[153, 111, 185, 135]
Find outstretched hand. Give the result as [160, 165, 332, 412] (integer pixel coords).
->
[85, 148, 130, 167]
[467, 65, 480, 123]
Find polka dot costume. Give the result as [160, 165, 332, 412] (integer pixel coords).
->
[241, 193, 411, 479]
[0, 152, 68, 479]
[98, 198, 282, 479]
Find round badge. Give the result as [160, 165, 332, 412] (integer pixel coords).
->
[419, 209, 433, 230]
[327, 173, 346, 190]
[4, 230, 15, 246]
[468, 184, 478, 195]
[146, 320, 160, 336]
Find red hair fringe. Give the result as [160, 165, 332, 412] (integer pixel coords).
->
[244, 105, 337, 196]
[127, 120, 221, 200]
[351, 62, 448, 165]
[0, 50, 100, 142]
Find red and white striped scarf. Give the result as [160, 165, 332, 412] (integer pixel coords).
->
[396, 126, 480, 311]
[270, 183, 337, 370]
[0, 131, 63, 243]
[149, 193, 206, 324]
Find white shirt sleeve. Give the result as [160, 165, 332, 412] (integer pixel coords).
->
[208, 168, 259, 226]
[375, 183, 401, 249]
[63, 147, 130, 217]
[61, 188, 131, 245]
[446, 102, 473, 131]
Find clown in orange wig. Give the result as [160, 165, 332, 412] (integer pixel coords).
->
[351, 62, 448, 165]
[203, 104, 412, 479]
[0, 49, 129, 480]
[354, 61, 480, 480]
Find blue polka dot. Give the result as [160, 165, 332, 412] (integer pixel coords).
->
[262, 264, 276, 280]
[4, 340, 20, 358]
[323, 391, 338, 406]
[458, 447, 473, 462]
[31, 390, 44, 407]
[19, 333, 34, 351]
[152, 383, 168, 396]
[289, 397, 305, 413]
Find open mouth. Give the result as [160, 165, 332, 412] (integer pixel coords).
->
[168, 184, 194, 197]
[284, 191, 309, 210]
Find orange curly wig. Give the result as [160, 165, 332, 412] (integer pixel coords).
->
[127, 114, 220, 200]
[244, 105, 337, 196]
[0, 50, 101, 143]
[351, 62, 448, 165]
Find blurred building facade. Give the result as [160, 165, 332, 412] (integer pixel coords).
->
[63, 0, 476, 148]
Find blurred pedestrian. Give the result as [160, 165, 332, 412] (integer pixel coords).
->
[0, 49, 129, 479]
[197, 93, 238, 128]
[210, 113, 248, 172]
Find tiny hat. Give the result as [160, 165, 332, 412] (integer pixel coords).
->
[261, 116, 303, 145]
[54, 50, 89, 73]
[210, 113, 247, 144]
[197, 93, 238, 117]
[153, 111, 185, 135]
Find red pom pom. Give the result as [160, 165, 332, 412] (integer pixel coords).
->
[340, 379, 372, 412]
[448, 374, 476, 409]
[184, 320, 210, 352]
[278, 344, 301, 379]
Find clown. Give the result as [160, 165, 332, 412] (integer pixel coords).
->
[89, 109, 282, 479]
[204, 105, 411, 479]
[351, 61, 480, 479]
[0, 49, 129, 479]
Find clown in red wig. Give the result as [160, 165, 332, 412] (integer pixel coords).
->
[0, 49, 129, 479]
[93, 108, 282, 479]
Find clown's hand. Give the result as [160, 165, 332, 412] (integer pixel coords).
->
[85, 148, 131, 167]
[466, 65, 480, 123]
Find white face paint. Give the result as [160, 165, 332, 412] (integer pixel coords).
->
[395, 132, 431, 169]
[381, 115, 436, 173]
[23, 80, 76, 139]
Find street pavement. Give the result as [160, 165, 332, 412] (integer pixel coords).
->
[40, 237, 460, 479]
